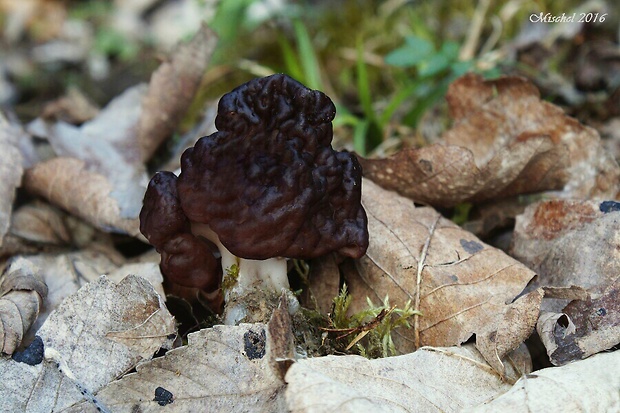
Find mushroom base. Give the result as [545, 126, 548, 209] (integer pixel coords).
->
[191, 222, 295, 324]
[223, 287, 300, 325]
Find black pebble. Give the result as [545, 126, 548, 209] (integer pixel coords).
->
[12, 336, 44, 366]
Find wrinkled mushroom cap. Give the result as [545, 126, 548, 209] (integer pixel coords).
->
[177, 74, 368, 260]
[140, 171, 220, 294]
[140, 171, 189, 246]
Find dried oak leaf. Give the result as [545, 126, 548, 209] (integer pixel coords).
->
[359, 74, 619, 208]
[41, 87, 99, 124]
[444, 74, 618, 199]
[359, 138, 567, 208]
[346, 179, 539, 372]
[0, 357, 86, 412]
[512, 199, 620, 297]
[0, 113, 24, 248]
[0, 257, 48, 354]
[285, 345, 521, 413]
[0, 234, 40, 261]
[37, 275, 175, 390]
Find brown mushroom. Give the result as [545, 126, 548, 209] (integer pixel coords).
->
[140, 74, 368, 323]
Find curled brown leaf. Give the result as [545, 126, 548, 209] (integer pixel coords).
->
[359, 74, 619, 207]
[10, 202, 72, 246]
[0, 258, 48, 354]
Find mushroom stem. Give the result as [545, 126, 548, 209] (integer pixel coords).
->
[191, 223, 292, 324]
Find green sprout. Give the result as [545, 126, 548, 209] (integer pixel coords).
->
[324, 284, 421, 358]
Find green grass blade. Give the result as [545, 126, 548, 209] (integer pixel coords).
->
[293, 19, 322, 89]
[353, 119, 370, 156]
[277, 34, 304, 81]
[356, 37, 374, 122]
[378, 80, 422, 127]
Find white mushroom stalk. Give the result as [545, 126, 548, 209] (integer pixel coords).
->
[191, 222, 292, 324]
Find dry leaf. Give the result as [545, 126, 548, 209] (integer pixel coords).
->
[512, 199, 620, 296]
[138, 24, 217, 162]
[359, 137, 567, 208]
[359, 74, 619, 207]
[0, 202, 91, 259]
[27, 85, 149, 220]
[23, 157, 141, 237]
[15, 250, 163, 337]
[41, 87, 99, 124]
[0, 113, 24, 248]
[0, 257, 47, 354]
[106, 261, 166, 300]
[10, 202, 72, 245]
[542, 285, 590, 301]
[0, 274, 175, 412]
[285, 344, 519, 413]
[0, 357, 88, 412]
[301, 254, 341, 315]
[37, 275, 175, 390]
[475, 288, 544, 374]
[537, 280, 620, 366]
[0, 234, 41, 261]
[65, 322, 289, 412]
[347, 179, 538, 371]
[464, 351, 620, 412]
[22, 26, 217, 235]
[444, 74, 619, 199]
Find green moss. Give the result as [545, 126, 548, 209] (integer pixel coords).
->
[221, 263, 240, 292]
[324, 284, 421, 358]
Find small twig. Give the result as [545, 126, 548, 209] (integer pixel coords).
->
[321, 306, 397, 341]
[459, 0, 491, 61]
[414, 214, 440, 349]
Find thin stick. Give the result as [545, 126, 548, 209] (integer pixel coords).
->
[414, 214, 440, 349]
[460, 0, 491, 61]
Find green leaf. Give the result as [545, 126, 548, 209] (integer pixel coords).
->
[450, 60, 474, 77]
[418, 52, 451, 77]
[385, 36, 434, 67]
[94, 28, 137, 60]
[439, 41, 461, 59]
